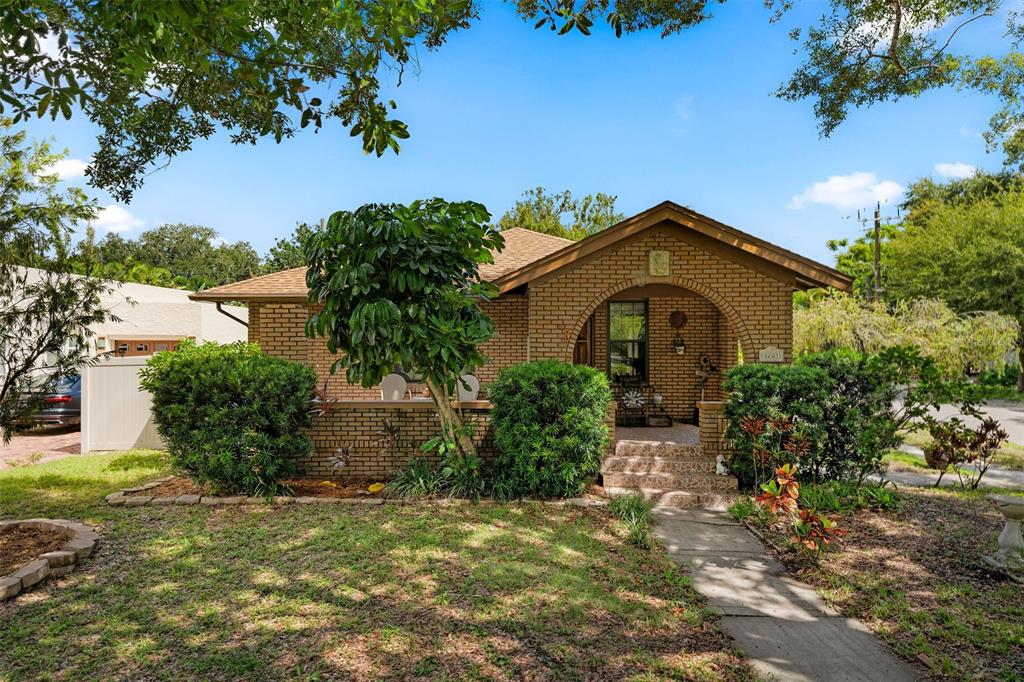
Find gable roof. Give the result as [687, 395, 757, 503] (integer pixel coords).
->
[190, 203, 850, 303]
[489, 201, 852, 293]
[189, 227, 574, 303]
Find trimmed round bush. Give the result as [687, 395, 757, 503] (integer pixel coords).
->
[139, 340, 317, 496]
[489, 360, 612, 498]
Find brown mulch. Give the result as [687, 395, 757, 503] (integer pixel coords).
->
[124, 477, 205, 497]
[285, 478, 384, 498]
[123, 476, 385, 499]
[0, 526, 68, 575]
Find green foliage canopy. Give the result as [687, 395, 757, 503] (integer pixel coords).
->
[0, 0, 476, 200]
[139, 340, 316, 496]
[304, 199, 503, 456]
[497, 187, 624, 241]
[794, 293, 1020, 376]
[0, 121, 112, 442]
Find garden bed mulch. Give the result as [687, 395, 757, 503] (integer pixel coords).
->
[0, 526, 67, 576]
[742, 489, 1024, 679]
[120, 476, 385, 500]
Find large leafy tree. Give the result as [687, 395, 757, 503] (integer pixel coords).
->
[263, 222, 318, 272]
[883, 189, 1024, 388]
[6, 1, 1024, 197]
[70, 223, 261, 288]
[305, 199, 503, 457]
[0, 122, 112, 442]
[0, 1, 476, 200]
[497, 187, 624, 240]
[520, 0, 1024, 168]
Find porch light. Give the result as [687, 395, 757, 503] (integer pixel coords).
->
[672, 333, 686, 355]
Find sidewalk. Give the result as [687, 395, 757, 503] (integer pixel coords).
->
[654, 508, 919, 681]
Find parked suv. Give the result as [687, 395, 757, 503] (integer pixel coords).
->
[24, 374, 82, 427]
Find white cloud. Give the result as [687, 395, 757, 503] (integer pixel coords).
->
[673, 96, 694, 121]
[788, 172, 903, 211]
[934, 161, 976, 179]
[93, 205, 143, 233]
[959, 125, 982, 140]
[42, 158, 88, 180]
[38, 32, 61, 60]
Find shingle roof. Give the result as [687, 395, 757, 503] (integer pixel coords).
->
[189, 227, 574, 302]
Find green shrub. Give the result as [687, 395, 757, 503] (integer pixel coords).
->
[977, 363, 1019, 388]
[384, 458, 446, 498]
[723, 363, 829, 488]
[726, 348, 963, 488]
[139, 340, 316, 496]
[489, 360, 612, 498]
[799, 481, 902, 513]
[609, 493, 654, 549]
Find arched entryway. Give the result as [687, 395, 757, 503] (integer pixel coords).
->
[563, 277, 754, 426]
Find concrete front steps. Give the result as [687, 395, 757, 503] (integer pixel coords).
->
[603, 439, 739, 509]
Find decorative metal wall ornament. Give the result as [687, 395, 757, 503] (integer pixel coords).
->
[622, 389, 646, 409]
[669, 310, 687, 355]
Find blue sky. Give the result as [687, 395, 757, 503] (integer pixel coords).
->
[21, 1, 1006, 264]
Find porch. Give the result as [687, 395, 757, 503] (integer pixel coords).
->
[603, 401, 737, 508]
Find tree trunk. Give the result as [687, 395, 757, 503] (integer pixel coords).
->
[423, 375, 478, 458]
[1017, 343, 1024, 393]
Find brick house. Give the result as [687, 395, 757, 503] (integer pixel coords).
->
[192, 201, 851, 505]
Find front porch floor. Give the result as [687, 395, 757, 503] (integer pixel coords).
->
[615, 423, 699, 446]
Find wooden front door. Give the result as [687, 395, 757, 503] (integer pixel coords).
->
[573, 315, 595, 366]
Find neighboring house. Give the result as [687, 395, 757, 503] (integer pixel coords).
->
[191, 201, 852, 497]
[22, 267, 248, 361]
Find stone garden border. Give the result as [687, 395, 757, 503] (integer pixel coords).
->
[0, 519, 98, 601]
[106, 477, 608, 509]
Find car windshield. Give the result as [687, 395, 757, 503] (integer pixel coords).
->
[50, 375, 80, 392]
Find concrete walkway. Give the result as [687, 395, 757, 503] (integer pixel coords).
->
[654, 508, 920, 681]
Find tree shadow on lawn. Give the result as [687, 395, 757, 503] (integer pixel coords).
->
[0, 451, 169, 522]
[0, 503, 753, 681]
[790, 488, 1023, 679]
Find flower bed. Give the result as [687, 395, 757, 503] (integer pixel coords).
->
[106, 475, 609, 508]
[0, 519, 98, 601]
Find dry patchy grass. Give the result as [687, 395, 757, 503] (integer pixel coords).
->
[0, 455, 753, 681]
[782, 489, 1024, 680]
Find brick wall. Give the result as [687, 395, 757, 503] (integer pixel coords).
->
[303, 402, 496, 479]
[527, 227, 793, 365]
[477, 295, 529, 388]
[698, 401, 732, 464]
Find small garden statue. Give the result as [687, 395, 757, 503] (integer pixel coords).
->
[985, 494, 1024, 576]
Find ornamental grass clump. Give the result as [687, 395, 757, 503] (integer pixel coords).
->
[139, 340, 316, 496]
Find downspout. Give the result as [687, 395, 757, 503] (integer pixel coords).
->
[215, 301, 248, 328]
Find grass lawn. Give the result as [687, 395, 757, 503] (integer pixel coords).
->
[0, 453, 752, 681]
[783, 488, 1024, 680]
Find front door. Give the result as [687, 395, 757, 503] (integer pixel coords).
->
[573, 315, 595, 366]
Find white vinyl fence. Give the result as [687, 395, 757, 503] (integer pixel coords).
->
[81, 356, 164, 452]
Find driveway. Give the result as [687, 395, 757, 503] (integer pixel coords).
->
[0, 428, 81, 469]
[932, 400, 1024, 444]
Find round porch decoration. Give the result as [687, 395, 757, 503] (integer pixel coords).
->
[621, 390, 645, 409]
[669, 311, 687, 329]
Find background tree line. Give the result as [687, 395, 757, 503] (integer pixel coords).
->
[802, 171, 1024, 391]
[26, 187, 624, 292]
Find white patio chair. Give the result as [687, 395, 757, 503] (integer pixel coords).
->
[380, 373, 408, 401]
[457, 374, 480, 402]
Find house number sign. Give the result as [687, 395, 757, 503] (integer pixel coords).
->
[758, 345, 785, 363]
[648, 250, 671, 276]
